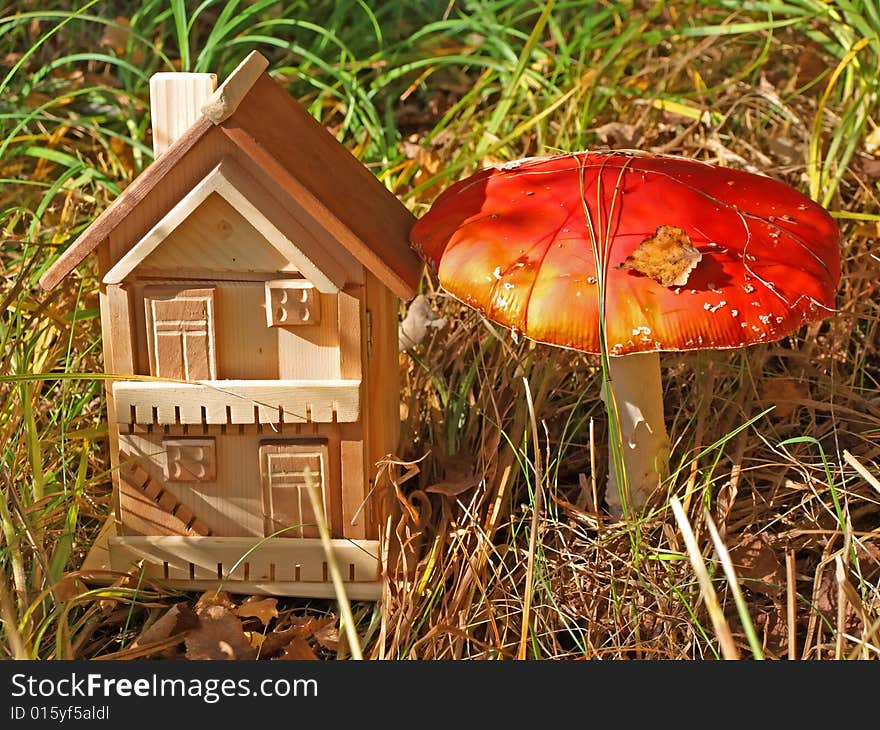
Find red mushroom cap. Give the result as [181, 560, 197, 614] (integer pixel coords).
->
[410, 152, 840, 355]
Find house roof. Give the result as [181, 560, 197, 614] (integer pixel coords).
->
[39, 51, 422, 299]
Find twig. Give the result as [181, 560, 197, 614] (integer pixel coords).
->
[786, 549, 797, 660]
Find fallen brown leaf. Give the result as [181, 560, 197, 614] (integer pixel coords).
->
[53, 573, 88, 602]
[254, 627, 299, 658]
[234, 597, 279, 627]
[276, 637, 318, 660]
[288, 615, 336, 637]
[185, 604, 256, 660]
[194, 590, 236, 612]
[760, 377, 808, 420]
[314, 620, 339, 651]
[132, 602, 198, 654]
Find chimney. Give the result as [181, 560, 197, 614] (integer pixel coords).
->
[149, 72, 217, 157]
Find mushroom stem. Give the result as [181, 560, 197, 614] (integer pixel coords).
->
[601, 351, 671, 515]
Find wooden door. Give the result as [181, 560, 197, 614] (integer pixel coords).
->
[144, 286, 217, 380]
[259, 440, 328, 538]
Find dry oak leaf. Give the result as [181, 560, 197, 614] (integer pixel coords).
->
[310, 619, 340, 651]
[132, 602, 198, 652]
[252, 627, 300, 658]
[185, 604, 257, 661]
[275, 637, 319, 661]
[234, 597, 279, 627]
[620, 225, 703, 287]
[194, 589, 236, 612]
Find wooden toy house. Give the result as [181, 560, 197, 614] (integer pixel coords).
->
[40, 52, 422, 600]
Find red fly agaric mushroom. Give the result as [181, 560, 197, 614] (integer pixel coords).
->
[409, 151, 840, 514]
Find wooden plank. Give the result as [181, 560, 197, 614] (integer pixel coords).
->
[118, 477, 188, 537]
[108, 536, 380, 585]
[38, 115, 214, 291]
[201, 51, 268, 125]
[338, 288, 363, 380]
[120, 430, 264, 538]
[104, 284, 135, 374]
[363, 271, 402, 540]
[87, 525, 383, 599]
[215, 282, 279, 380]
[221, 75, 421, 300]
[79, 515, 115, 577]
[149, 72, 217, 156]
[112, 380, 361, 425]
[98, 280, 124, 530]
[276, 292, 340, 380]
[340, 438, 366, 540]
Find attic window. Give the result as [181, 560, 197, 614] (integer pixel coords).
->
[144, 286, 217, 380]
[265, 280, 319, 327]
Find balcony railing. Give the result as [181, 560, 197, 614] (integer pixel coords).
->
[112, 379, 361, 426]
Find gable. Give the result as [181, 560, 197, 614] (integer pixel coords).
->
[38, 51, 422, 298]
[127, 191, 295, 276]
[103, 159, 350, 292]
